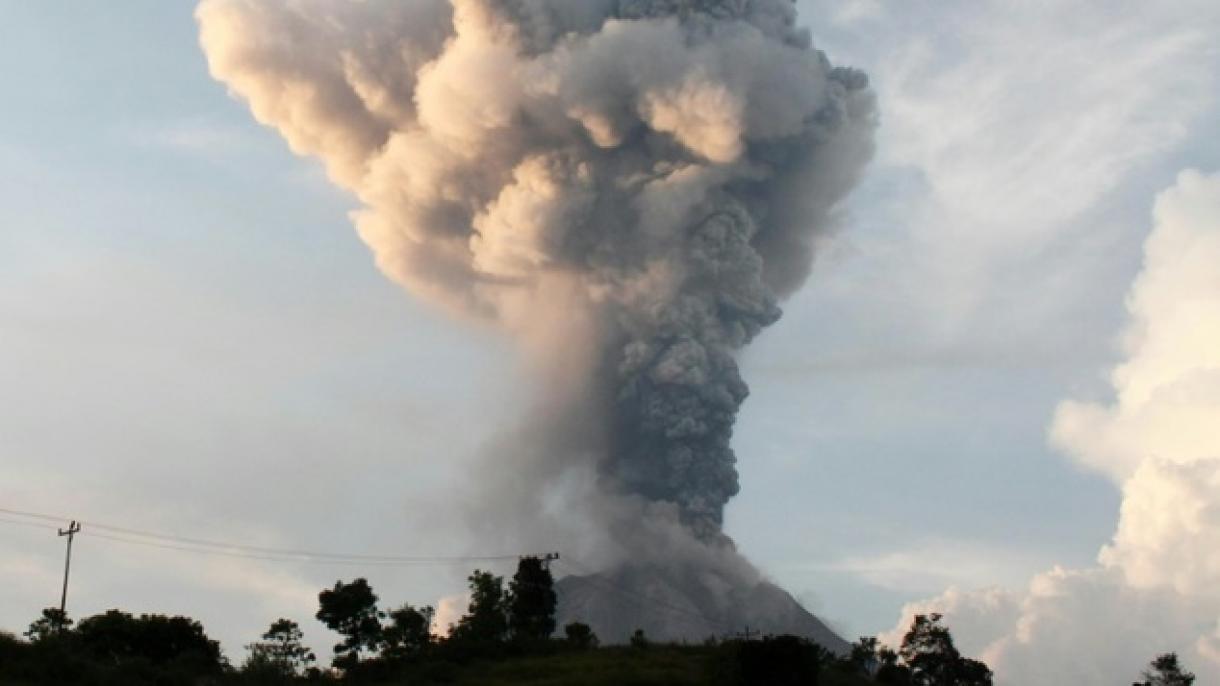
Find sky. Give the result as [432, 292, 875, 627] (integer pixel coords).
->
[1, 1, 1218, 683]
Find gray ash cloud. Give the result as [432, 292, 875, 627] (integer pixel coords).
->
[198, 0, 874, 560]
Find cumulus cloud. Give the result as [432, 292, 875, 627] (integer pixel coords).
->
[884, 562, 1215, 683]
[1100, 459, 1220, 596]
[430, 592, 469, 638]
[878, 585, 1020, 660]
[883, 170, 1220, 685]
[1052, 170, 1220, 482]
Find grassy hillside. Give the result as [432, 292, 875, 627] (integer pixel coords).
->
[370, 645, 876, 686]
[2, 625, 879, 686]
[0, 643, 877, 686]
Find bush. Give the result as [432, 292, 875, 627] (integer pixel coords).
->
[564, 622, 599, 650]
[713, 635, 822, 686]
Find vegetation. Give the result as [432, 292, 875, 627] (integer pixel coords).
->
[0, 557, 1196, 685]
[874, 613, 992, 685]
[23, 607, 71, 642]
[1137, 653, 1195, 686]
[562, 622, 597, 650]
[243, 619, 317, 680]
[1, 608, 224, 685]
[449, 570, 509, 645]
[316, 578, 383, 669]
[507, 556, 557, 642]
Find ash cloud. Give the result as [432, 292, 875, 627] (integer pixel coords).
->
[197, 0, 874, 572]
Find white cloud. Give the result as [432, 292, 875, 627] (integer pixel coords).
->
[877, 585, 1020, 659]
[799, 0, 1216, 343]
[888, 567, 1210, 686]
[884, 169, 1220, 685]
[1052, 170, 1220, 481]
[430, 592, 469, 637]
[811, 541, 1043, 596]
[1100, 459, 1220, 596]
[742, 1, 1219, 640]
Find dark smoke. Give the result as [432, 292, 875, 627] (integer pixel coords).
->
[198, 0, 875, 635]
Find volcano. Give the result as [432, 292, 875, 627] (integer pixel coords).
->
[555, 566, 849, 652]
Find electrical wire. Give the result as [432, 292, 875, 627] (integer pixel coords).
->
[0, 515, 59, 532]
[0, 505, 541, 567]
[3, 506, 738, 636]
[81, 530, 518, 567]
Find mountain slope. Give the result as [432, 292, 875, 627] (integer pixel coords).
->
[555, 568, 849, 653]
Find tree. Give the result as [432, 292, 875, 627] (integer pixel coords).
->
[73, 610, 224, 673]
[243, 618, 315, 679]
[507, 556, 557, 641]
[564, 622, 598, 649]
[451, 570, 508, 643]
[1138, 653, 1196, 686]
[24, 608, 71, 642]
[876, 645, 912, 685]
[898, 614, 991, 686]
[845, 636, 880, 675]
[380, 604, 434, 660]
[316, 578, 383, 668]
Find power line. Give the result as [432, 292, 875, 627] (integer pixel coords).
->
[2, 506, 741, 637]
[0, 508, 61, 525]
[83, 530, 523, 567]
[0, 515, 59, 532]
[0, 505, 540, 567]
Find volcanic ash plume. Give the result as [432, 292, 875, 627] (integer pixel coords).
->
[198, 0, 874, 639]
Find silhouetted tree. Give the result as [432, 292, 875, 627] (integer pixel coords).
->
[24, 608, 71, 642]
[564, 622, 598, 649]
[898, 614, 991, 686]
[1137, 653, 1195, 686]
[630, 628, 650, 649]
[316, 578, 383, 668]
[380, 604, 434, 660]
[845, 636, 880, 675]
[73, 610, 223, 673]
[876, 646, 912, 685]
[451, 570, 508, 643]
[243, 618, 315, 679]
[507, 556, 557, 641]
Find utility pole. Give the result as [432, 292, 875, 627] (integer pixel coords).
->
[520, 552, 561, 570]
[58, 520, 81, 626]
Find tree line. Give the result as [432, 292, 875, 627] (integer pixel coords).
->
[0, 557, 1197, 685]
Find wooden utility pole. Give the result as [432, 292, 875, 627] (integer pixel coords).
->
[57, 520, 81, 623]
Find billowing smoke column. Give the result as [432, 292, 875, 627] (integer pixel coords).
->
[198, 0, 873, 593]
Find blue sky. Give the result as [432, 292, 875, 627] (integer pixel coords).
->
[2, 2, 1218, 681]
